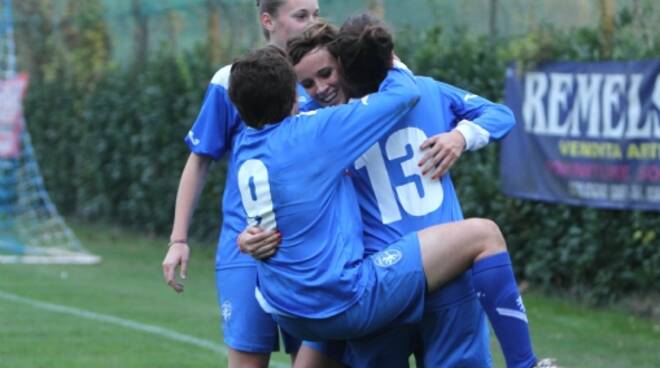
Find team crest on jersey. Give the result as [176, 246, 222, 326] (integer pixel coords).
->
[374, 248, 403, 267]
[221, 301, 232, 322]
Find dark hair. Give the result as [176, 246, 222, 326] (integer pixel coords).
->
[287, 20, 339, 65]
[334, 13, 394, 98]
[256, 0, 287, 40]
[229, 46, 297, 129]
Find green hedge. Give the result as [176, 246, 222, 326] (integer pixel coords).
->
[25, 16, 659, 303]
[26, 48, 228, 241]
[396, 18, 660, 303]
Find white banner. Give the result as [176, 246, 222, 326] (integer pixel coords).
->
[0, 73, 28, 158]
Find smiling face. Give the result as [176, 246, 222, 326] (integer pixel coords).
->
[294, 46, 347, 107]
[262, 0, 320, 49]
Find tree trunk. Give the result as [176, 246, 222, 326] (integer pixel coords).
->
[206, 0, 221, 65]
[131, 0, 148, 69]
[599, 0, 615, 58]
[489, 0, 498, 44]
[367, 0, 385, 19]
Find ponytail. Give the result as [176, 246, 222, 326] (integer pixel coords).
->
[333, 13, 394, 98]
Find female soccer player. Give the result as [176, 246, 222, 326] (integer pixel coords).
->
[237, 15, 557, 368]
[161, 1, 319, 367]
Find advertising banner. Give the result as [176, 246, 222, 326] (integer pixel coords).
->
[501, 60, 660, 210]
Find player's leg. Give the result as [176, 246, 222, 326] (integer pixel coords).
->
[417, 218, 537, 368]
[217, 267, 298, 368]
[294, 341, 347, 368]
[281, 329, 303, 364]
[227, 349, 270, 368]
[345, 325, 417, 368]
[417, 298, 492, 367]
[417, 218, 504, 290]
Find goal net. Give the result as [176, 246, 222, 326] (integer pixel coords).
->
[0, 0, 100, 264]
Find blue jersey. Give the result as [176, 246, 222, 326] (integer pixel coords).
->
[350, 76, 515, 309]
[233, 68, 420, 318]
[184, 65, 313, 270]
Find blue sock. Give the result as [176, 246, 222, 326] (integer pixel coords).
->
[472, 251, 537, 368]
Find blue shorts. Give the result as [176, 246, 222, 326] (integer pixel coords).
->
[216, 266, 301, 354]
[274, 233, 426, 340]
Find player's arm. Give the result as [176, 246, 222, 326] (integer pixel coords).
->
[439, 80, 515, 148]
[162, 153, 211, 293]
[419, 81, 515, 179]
[306, 67, 421, 172]
[162, 68, 240, 292]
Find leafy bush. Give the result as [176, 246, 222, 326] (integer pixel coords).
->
[26, 47, 228, 240]
[396, 16, 660, 303]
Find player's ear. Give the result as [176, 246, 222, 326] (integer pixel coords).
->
[261, 12, 275, 33]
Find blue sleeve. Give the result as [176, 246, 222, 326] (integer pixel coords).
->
[296, 68, 421, 173]
[185, 72, 243, 160]
[436, 80, 515, 140]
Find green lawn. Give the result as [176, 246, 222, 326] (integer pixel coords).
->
[1, 222, 658, 367]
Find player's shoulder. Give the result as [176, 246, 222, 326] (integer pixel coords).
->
[210, 64, 233, 89]
[413, 75, 439, 90]
[416, 76, 472, 100]
[414, 74, 443, 88]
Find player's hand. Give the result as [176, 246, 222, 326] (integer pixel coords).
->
[418, 130, 466, 180]
[237, 226, 281, 260]
[162, 242, 190, 293]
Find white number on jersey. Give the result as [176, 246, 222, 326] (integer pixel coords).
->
[354, 127, 444, 224]
[237, 159, 277, 230]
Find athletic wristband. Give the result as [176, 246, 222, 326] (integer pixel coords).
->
[168, 239, 187, 247]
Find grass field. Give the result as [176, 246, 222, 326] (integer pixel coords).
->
[1, 222, 659, 368]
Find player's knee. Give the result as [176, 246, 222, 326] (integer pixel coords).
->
[471, 218, 507, 254]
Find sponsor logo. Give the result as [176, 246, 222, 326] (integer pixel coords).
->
[495, 297, 529, 323]
[221, 301, 232, 322]
[516, 295, 527, 313]
[374, 248, 403, 267]
[187, 131, 200, 146]
[496, 307, 528, 323]
[463, 93, 478, 101]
